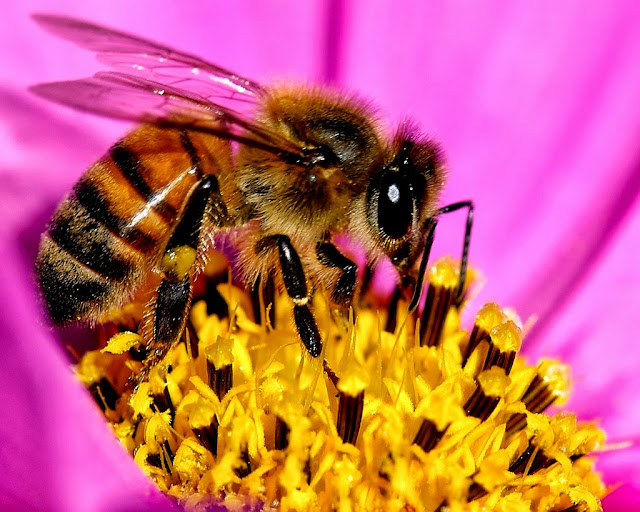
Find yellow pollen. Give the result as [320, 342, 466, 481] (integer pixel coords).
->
[490, 321, 522, 353]
[75, 254, 608, 511]
[428, 257, 460, 288]
[162, 245, 197, 278]
[475, 302, 507, 333]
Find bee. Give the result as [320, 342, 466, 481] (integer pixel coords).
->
[33, 15, 473, 375]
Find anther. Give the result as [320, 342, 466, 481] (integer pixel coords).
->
[153, 386, 175, 419]
[89, 376, 119, 411]
[419, 260, 459, 347]
[384, 285, 403, 333]
[464, 386, 500, 421]
[467, 483, 487, 502]
[412, 419, 447, 453]
[509, 440, 554, 475]
[419, 282, 455, 347]
[234, 449, 252, 478]
[274, 416, 289, 450]
[194, 423, 219, 456]
[323, 359, 339, 387]
[558, 505, 589, 512]
[207, 362, 233, 401]
[482, 343, 516, 374]
[183, 320, 199, 359]
[481, 321, 521, 375]
[163, 439, 175, 466]
[464, 367, 509, 420]
[206, 335, 234, 400]
[325, 360, 366, 445]
[337, 390, 364, 445]
[506, 362, 568, 434]
[462, 303, 506, 366]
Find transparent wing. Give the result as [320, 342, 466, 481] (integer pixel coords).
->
[31, 15, 307, 161]
[32, 13, 265, 107]
[31, 71, 304, 157]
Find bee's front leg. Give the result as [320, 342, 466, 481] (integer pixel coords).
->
[257, 235, 322, 358]
[408, 201, 474, 311]
[137, 174, 228, 384]
[316, 241, 358, 308]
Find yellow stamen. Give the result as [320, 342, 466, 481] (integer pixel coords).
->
[76, 255, 608, 511]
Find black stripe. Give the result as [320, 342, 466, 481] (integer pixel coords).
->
[49, 203, 132, 281]
[73, 179, 157, 253]
[180, 130, 203, 175]
[110, 143, 177, 222]
[110, 143, 153, 198]
[46, 273, 111, 324]
[37, 247, 112, 324]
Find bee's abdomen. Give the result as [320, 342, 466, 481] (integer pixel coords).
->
[36, 153, 175, 324]
[37, 235, 121, 325]
[37, 126, 227, 325]
[37, 182, 156, 324]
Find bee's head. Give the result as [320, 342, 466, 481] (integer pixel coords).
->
[366, 126, 446, 273]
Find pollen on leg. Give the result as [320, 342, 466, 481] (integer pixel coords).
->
[161, 245, 198, 279]
[74, 256, 609, 511]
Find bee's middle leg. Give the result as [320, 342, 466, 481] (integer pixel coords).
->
[257, 235, 322, 357]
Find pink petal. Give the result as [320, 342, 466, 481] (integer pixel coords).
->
[601, 445, 640, 511]
[2, 0, 639, 508]
[340, 1, 640, 321]
[1, 2, 328, 509]
[528, 192, 640, 488]
[340, 0, 640, 493]
[0, 241, 178, 512]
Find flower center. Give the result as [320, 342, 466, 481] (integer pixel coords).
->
[75, 255, 607, 511]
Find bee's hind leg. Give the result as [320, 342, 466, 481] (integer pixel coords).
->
[257, 235, 322, 358]
[136, 174, 228, 384]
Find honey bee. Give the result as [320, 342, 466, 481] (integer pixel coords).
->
[33, 15, 473, 373]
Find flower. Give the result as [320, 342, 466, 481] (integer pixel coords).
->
[76, 256, 608, 510]
[2, 1, 640, 510]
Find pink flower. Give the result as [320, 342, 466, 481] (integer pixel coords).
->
[2, 1, 639, 510]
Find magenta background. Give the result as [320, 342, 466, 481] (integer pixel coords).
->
[1, 1, 640, 510]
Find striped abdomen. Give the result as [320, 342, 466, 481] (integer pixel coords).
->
[37, 125, 232, 324]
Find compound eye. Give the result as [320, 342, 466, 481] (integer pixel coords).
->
[378, 169, 414, 239]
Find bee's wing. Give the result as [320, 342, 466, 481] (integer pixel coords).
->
[31, 14, 307, 161]
[31, 71, 304, 158]
[32, 14, 265, 106]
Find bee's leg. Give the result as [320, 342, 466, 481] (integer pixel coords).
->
[316, 242, 358, 308]
[258, 235, 322, 357]
[408, 218, 437, 311]
[408, 200, 474, 311]
[436, 200, 474, 303]
[139, 175, 228, 380]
